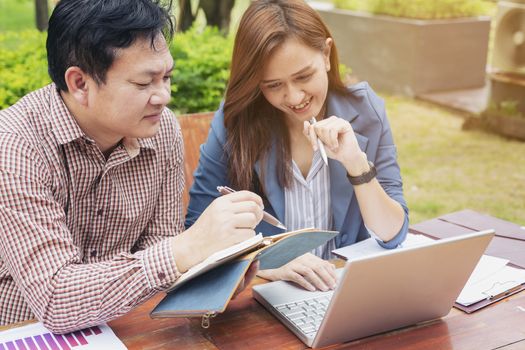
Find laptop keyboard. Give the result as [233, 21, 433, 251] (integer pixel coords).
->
[275, 294, 332, 337]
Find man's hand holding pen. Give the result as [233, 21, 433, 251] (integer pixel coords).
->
[173, 191, 263, 273]
[217, 186, 287, 230]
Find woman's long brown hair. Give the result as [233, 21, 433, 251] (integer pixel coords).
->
[224, 0, 347, 191]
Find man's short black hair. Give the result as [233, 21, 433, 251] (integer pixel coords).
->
[47, 0, 174, 91]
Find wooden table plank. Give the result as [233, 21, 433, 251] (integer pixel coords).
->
[109, 294, 217, 350]
[440, 209, 525, 240]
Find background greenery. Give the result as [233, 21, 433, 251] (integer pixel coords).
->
[333, 0, 493, 19]
[0, 27, 233, 113]
[0, 30, 48, 109]
[169, 26, 232, 113]
[0, 0, 523, 225]
[388, 97, 525, 225]
[0, 0, 35, 31]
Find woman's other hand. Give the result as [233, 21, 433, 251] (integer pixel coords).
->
[257, 253, 337, 291]
[303, 116, 368, 176]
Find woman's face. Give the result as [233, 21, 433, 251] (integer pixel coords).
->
[259, 37, 332, 128]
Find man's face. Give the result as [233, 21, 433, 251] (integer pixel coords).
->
[84, 35, 173, 147]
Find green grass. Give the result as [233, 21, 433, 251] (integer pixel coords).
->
[0, 0, 35, 31]
[386, 95, 525, 225]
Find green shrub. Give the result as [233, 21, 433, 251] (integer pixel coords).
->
[0, 30, 50, 109]
[0, 26, 233, 113]
[333, 0, 492, 19]
[169, 26, 233, 114]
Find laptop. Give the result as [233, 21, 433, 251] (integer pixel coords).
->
[252, 229, 495, 348]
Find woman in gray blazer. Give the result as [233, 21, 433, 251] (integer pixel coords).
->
[185, 0, 409, 292]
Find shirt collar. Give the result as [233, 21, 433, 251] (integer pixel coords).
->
[49, 84, 85, 145]
[123, 137, 155, 158]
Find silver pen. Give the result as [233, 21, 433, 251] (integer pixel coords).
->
[309, 117, 328, 166]
[216, 186, 287, 230]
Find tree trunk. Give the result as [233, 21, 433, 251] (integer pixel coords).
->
[35, 0, 49, 31]
[178, 0, 196, 32]
[199, 0, 235, 34]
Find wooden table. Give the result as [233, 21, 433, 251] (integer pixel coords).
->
[109, 210, 525, 349]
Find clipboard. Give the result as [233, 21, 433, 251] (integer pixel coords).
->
[454, 284, 525, 313]
[409, 210, 525, 313]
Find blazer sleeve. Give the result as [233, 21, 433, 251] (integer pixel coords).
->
[184, 106, 230, 229]
[365, 86, 409, 249]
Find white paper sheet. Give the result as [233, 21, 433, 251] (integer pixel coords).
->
[331, 233, 435, 260]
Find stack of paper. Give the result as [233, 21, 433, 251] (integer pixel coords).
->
[456, 256, 525, 306]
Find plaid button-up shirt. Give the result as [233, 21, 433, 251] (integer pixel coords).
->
[0, 84, 184, 332]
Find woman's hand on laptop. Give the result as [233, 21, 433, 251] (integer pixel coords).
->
[257, 253, 337, 292]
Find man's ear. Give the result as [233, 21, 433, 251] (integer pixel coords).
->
[64, 66, 90, 106]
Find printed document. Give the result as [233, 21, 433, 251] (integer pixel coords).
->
[0, 322, 127, 349]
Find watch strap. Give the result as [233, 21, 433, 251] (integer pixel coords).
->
[347, 161, 377, 185]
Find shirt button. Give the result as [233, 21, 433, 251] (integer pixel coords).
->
[97, 208, 104, 216]
[158, 272, 166, 280]
[90, 250, 97, 257]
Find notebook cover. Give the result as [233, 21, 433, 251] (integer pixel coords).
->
[256, 230, 338, 270]
[150, 258, 253, 318]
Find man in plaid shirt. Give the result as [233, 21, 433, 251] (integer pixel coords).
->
[0, 0, 263, 333]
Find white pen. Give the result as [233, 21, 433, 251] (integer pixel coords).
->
[309, 117, 328, 166]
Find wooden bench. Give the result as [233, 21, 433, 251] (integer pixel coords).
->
[177, 112, 214, 210]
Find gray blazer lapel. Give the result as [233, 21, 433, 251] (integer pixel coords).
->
[255, 140, 285, 222]
[327, 92, 368, 231]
